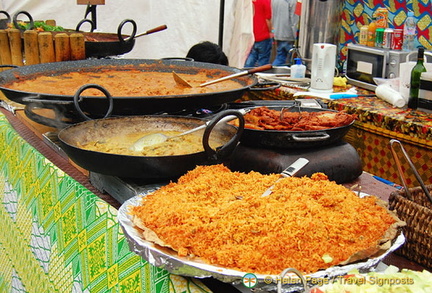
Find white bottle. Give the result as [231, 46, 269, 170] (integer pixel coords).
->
[402, 11, 417, 52]
[291, 58, 306, 79]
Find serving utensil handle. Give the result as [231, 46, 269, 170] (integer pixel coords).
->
[390, 139, 432, 203]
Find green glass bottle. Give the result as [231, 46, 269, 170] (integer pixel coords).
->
[408, 47, 427, 110]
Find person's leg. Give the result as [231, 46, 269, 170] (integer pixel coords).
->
[272, 41, 290, 66]
[256, 38, 273, 66]
[244, 45, 257, 67]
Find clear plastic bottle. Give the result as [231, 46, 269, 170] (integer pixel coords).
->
[403, 11, 417, 52]
[290, 58, 306, 78]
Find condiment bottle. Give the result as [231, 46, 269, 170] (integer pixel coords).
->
[367, 19, 377, 47]
[359, 25, 368, 45]
[290, 58, 306, 79]
[408, 46, 427, 110]
[402, 11, 417, 52]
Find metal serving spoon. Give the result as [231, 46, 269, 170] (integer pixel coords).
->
[261, 158, 309, 197]
[130, 108, 249, 152]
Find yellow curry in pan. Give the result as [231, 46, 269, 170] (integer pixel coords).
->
[78, 130, 225, 157]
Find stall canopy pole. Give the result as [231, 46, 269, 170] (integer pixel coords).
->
[218, 0, 225, 48]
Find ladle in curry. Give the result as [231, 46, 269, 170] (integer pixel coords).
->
[172, 71, 193, 87]
[200, 64, 272, 87]
[172, 64, 273, 88]
[130, 108, 249, 152]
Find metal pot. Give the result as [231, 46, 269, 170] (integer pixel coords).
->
[238, 106, 355, 149]
[57, 110, 245, 179]
[12, 11, 142, 58]
[74, 18, 137, 58]
[0, 59, 262, 117]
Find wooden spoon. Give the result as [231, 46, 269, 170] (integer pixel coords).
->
[172, 71, 192, 87]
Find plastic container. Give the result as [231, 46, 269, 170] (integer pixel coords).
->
[403, 11, 417, 52]
[290, 58, 306, 78]
[367, 19, 377, 47]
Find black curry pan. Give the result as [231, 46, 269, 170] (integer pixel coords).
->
[57, 110, 245, 179]
[0, 59, 261, 117]
[238, 106, 355, 149]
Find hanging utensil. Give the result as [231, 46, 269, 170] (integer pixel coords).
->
[390, 139, 432, 203]
[200, 64, 272, 87]
[172, 71, 192, 87]
[130, 108, 250, 152]
[261, 158, 309, 197]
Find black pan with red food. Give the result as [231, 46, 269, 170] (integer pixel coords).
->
[236, 106, 356, 149]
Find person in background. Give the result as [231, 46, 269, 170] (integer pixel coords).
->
[244, 0, 272, 67]
[271, 0, 299, 66]
[186, 41, 229, 65]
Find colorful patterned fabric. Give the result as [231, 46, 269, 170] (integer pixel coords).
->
[328, 96, 432, 146]
[340, 0, 432, 61]
[328, 96, 432, 186]
[0, 113, 210, 293]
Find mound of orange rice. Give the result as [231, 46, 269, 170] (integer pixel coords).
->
[129, 164, 401, 275]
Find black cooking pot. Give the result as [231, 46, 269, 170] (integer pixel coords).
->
[0, 59, 268, 117]
[75, 18, 137, 58]
[11, 10, 140, 58]
[238, 106, 355, 149]
[57, 110, 245, 179]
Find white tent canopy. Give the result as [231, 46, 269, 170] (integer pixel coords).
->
[0, 0, 253, 68]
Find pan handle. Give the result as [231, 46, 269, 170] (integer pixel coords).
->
[117, 19, 137, 44]
[73, 84, 114, 121]
[0, 10, 11, 22]
[291, 132, 330, 142]
[202, 110, 245, 161]
[12, 10, 34, 31]
[249, 81, 281, 91]
[75, 19, 96, 32]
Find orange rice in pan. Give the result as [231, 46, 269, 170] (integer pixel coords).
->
[129, 164, 402, 275]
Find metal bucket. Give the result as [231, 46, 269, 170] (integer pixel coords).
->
[298, 0, 343, 65]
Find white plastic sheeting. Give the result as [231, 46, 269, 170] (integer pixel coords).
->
[0, 0, 253, 67]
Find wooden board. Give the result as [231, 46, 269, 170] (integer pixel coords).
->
[77, 0, 105, 5]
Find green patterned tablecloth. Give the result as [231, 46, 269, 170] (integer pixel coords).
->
[0, 112, 210, 293]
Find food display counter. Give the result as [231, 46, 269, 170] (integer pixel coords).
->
[0, 101, 429, 292]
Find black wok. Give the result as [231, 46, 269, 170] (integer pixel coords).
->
[12, 11, 142, 58]
[0, 59, 260, 117]
[57, 110, 245, 179]
[74, 18, 137, 58]
[238, 106, 355, 149]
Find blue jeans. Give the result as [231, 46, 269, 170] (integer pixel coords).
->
[244, 38, 272, 67]
[272, 41, 294, 66]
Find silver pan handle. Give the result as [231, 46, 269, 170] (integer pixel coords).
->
[291, 132, 330, 142]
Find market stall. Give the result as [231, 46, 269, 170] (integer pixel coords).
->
[0, 0, 431, 292]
